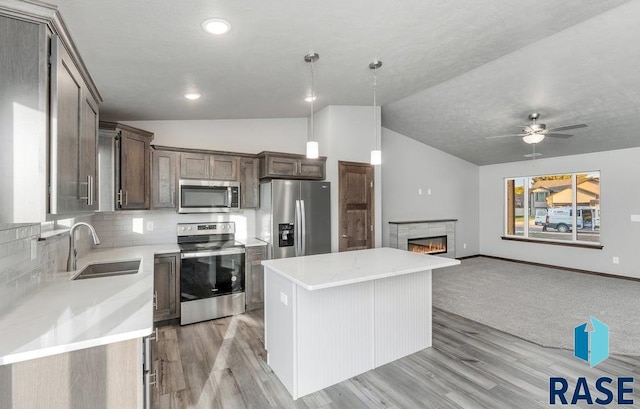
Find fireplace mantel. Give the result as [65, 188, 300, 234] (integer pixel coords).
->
[389, 220, 456, 259]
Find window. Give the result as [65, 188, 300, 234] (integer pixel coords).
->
[505, 172, 600, 245]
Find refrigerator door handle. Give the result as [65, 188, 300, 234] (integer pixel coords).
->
[300, 199, 306, 256]
[294, 200, 301, 256]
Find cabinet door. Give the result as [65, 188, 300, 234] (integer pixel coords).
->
[298, 158, 325, 179]
[246, 246, 266, 311]
[152, 150, 178, 209]
[79, 92, 99, 211]
[210, 154, 238, 181]
[266, 156, 297, 177]
[50, 36, 83, 215]
[118, 130, 151, 209]
[180, 153, 209, 179]
[240, 158, 259, 208]
[154, 254, 180, 322]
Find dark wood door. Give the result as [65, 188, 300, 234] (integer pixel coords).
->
[240, 157, 259, 208]
[210, 154, 238, 181]
[152, 150, 178, 209]
[339, 161, 374, 252]
[180, 153, 209, 179]
[154, 254, 180, 322]
[119, 129, 150, 209]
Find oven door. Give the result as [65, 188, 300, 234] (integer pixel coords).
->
[180, 248, 245, 301]
[178, 180, 239, 213]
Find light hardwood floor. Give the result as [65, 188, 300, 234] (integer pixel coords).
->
[152, 308, 640, 409]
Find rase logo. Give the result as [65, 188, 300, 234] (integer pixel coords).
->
[549, 317, 634, 406]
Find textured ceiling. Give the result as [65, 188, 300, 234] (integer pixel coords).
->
[50, 0, 635, 164]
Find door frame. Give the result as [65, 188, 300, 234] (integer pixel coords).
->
[338, 160, 375, 252]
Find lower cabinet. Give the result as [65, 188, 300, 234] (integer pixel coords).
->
[154, 253, 180, 322]
[0, 339, 143, 409]
[246, 245, 267, 311]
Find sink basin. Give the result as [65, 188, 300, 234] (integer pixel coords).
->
[72, 260, 141, 280]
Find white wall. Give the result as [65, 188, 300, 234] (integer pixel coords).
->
[381, 128, 480, 257]
[123, 118, 307, 154]
[479, 147, 640, 278]
[315, 106, 383, 252]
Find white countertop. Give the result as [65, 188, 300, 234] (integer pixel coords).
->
[0, 244, 179, 366]
[262, 247, 460, 291]
[239, 238, 267, 247]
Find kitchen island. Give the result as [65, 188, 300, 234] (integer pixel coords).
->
[262, 247, 460, 399]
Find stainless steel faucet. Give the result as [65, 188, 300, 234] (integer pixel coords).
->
[67, 222, 101, 271]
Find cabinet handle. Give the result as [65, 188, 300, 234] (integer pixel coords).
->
[117, 189, 123, 207]
[149, 327, 158, 342]
[89, 176, 94, 206]
[125, 191, 129, 206]
[153, 291, 158, 310]
[149, 369, 158, 388]
[80, 176, 90, 203]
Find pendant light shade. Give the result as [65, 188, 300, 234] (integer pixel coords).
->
[306, 141, 319, 159]
[305, 53, 320, 159]
[369, 60, 382, 166]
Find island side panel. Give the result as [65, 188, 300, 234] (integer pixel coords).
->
[264, 266, 297, 397]
[296, 280, 375, 399]
[374, 269, 432, 367]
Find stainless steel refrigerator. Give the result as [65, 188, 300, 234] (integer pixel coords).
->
[257, 180, 331, 259]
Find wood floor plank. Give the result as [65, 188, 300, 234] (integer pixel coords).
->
[152, 308, 640, 409]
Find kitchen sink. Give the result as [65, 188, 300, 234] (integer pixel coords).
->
[72, 260, 141, 280]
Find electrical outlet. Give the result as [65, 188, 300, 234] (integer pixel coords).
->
[463, 243, 467, 249]
[418, 188, 423, 195]
[280, 292, 288, 306]
[147, 221, 154, 231]
[613, 257, 620, 264]
[427, 189, 432, 195]
[30, 239, 37, 261]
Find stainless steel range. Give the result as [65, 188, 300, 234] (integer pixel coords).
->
[178, 222, 245, 325]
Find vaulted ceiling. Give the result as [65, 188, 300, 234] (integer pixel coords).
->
[51, 0, 637, 164]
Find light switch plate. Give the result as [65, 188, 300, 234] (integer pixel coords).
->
[147, 221, 154, 231]
[280, 292, 288, 306]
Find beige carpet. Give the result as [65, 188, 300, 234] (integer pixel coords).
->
[433, 257, 640, 356]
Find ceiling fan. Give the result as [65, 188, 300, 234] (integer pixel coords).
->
[487, 113, 588, 144]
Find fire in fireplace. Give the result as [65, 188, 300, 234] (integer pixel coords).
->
[408, 236, 447, 255]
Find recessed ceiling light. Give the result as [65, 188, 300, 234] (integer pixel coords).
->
[202, 18, 231, 35]
[184, 93, 201, 100]
[304, 95, 317, 102]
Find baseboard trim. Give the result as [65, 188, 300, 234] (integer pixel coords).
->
[456, 254, 481, 260]
[477, 254, 640, 282]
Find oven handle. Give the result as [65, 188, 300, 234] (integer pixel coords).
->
[181, 248, 246, 259]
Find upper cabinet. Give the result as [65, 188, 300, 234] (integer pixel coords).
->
[258, 152, 326, 180]
[239, 158, 259, 209]
[100, 122, 154, 210]
[0, 3, 102, 223]
[152, 149, 178, 209]
[179, 152, 239, 181]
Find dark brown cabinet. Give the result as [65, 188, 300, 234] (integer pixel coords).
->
[100, 122, 154, 210]
[240, 158, 259, 208]
[210, 154, 238, 180]
[50, 35, 100, 215]
[245, 245, 266, 311]
[258, 152, 326, 180]
[154, 253, 180, 322]
[152, 149, 178, 209]
[180, 152, 209, 179]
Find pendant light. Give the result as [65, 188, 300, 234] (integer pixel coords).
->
[305, 53, 320, 159]
[369, 60, 382, 165]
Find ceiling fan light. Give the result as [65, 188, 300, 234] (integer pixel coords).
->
[523, 134, 545, 144]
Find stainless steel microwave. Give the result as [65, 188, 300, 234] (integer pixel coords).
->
[178, 180, 240, 213]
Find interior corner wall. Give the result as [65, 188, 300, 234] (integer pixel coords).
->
[316, 106, 382, 252]
[122, 118, 308, 154]
[381, 128, 480, 257]
[479, 147, 640, 278]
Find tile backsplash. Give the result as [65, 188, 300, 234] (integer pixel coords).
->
[90, 209, 256, 248]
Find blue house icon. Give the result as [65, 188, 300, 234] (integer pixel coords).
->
[574, 317, 609, 367]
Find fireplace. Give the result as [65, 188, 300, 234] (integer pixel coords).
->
[408, 236, 447, 255]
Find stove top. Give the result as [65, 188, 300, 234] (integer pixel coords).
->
[177, 222, 244, 253]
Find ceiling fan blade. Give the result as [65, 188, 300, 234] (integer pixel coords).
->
[546, 133, 574, 139]
[486, 134, 525, 139]
[548, 124, 588, 132]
